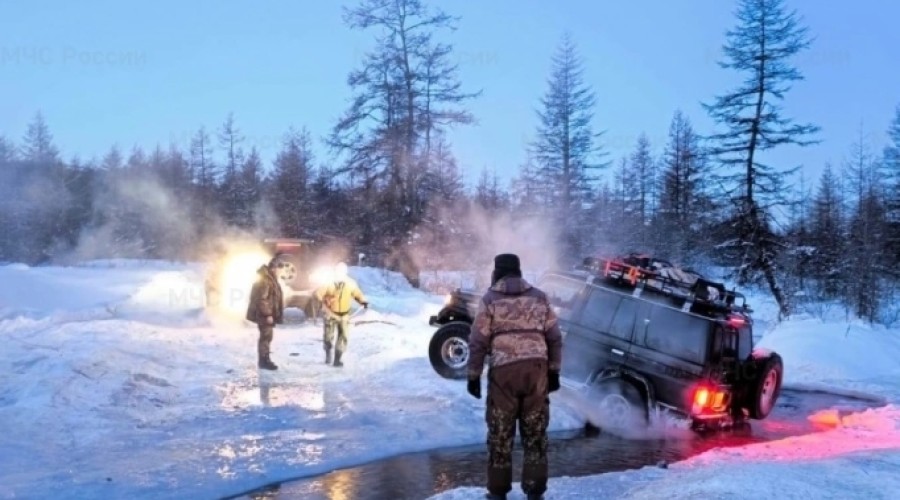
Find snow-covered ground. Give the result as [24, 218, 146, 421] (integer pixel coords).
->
[0, 260, 584, 499]
[2, 260, 899, 499]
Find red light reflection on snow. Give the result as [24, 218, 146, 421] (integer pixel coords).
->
[689, 407, 900, 465]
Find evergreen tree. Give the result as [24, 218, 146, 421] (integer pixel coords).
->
[703, 0, 820, 318]
[101, 145, 124, 170]
[654, 111, 711, 263]
[237, 146, 263, 229]
[0, 135, 15, 165]
[329, 0, 477, 251]
[161, 143, 193, 195]
[587, 180, 618, 255]
[629, 133, 656, 248]
[426, 136, 465, 202]
[808, 163, 844, 297]
[531, 34, 607, 260]
[20, 112, 59, 164]
[0, 135, 17, 259]
[218, 113, 245, 225]
[16, 112, 68, 262]
[610, 157, 643, 252]
[190, 126, 217, 193]
[270, 128, 315, 237]
[474, 167, 507, 213]
[883, 105, 900, 267]
[781, 171, 814, 296]
[843, 131, 888, 321]
[509, 154, 546, 216]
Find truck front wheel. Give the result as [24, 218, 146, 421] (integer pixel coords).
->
[428, 322, 471, 380]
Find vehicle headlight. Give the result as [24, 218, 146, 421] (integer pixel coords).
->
[309, 265, 334, 287]
[444, 294, 452, 305]
[218, 250, 271, 313]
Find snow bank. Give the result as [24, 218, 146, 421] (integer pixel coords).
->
[757, 317, 900, 401]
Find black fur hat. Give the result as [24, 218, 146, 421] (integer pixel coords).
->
[492, 253, 522, 284]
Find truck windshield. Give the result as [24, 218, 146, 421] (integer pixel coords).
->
[536, 274, 585, 321]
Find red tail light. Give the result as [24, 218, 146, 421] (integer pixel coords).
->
[726, 315, 746, 328]
[691, 384, 729, 415]
[694, 387, 710, 407]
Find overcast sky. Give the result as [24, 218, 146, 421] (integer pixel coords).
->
[2, 0, 898, 188]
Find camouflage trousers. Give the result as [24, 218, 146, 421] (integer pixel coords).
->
[258, 325, 274, 358]
[485, 359, 550, 497]
[323, 313, 350, 353]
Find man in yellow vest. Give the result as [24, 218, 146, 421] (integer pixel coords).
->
[314, 262, 368, 367]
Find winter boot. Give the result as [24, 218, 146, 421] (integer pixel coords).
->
[325, 349, 333, 365]
[484, 493, 507, 500]
[332, 351, 344, 368]
[258, 355, 278, 371]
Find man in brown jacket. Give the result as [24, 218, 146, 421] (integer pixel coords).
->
[467, 253, 563, 500]
[246, 258, 285, 370]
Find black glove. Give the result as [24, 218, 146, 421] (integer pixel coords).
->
[548, 371, 560, 393]
[467, 378, 481, 399]
[361, 302, 369, 309]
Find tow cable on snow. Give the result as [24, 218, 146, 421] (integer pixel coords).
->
[349, 306, 399, 327]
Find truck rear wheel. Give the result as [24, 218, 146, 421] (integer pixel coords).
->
[588, 378, 648, 432]
[747, 353, 783, 419]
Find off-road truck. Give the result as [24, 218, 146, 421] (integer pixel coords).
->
[427, 255, 783, 429]
[205, 237, 326, 319]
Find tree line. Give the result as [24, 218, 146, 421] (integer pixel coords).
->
[1, 0, 899, 324]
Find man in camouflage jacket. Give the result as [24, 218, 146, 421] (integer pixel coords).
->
[466, 253, 563, 500]
[246, 258, 284, 370]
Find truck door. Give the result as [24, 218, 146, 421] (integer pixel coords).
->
[562, 288, 639, 384]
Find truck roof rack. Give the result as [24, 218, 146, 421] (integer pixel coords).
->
[576, 255, 752, 319]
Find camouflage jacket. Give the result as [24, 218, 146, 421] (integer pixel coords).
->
[467, 276, 563, 379]
[246, 266, 284, 325]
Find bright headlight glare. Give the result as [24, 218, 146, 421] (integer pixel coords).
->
[218, 250, 270, 313]
[309, 265, 334, 287]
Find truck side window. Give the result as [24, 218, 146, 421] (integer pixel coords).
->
[537, 275, 584, 321]
[579, 289, 621, 333]
[608, 297, 639, 341]
[738, 327, 752, 359]
[643, 307, 711, 364]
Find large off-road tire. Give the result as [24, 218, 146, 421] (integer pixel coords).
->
[428, 322, 471, 380]
[589, 378, 649, 431]
[747, 352, 783, 419]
